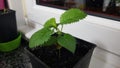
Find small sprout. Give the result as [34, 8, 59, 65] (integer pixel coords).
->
[29, 8, 87, 53]
[4, 8, 7, 13]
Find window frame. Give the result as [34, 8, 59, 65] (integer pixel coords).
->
[25, 0, 120, 30]
[36, 0, 120, 21]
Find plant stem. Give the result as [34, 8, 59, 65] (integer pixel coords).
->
[55, 43, 62, 59]
[56, 27, 62, 35]
[3, 8, 7, 13]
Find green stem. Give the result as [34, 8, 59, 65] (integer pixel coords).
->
[56, 27, 62, 35]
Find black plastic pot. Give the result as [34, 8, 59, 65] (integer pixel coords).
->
[0, 9, 17, 42]
[25, 38, 96, 68]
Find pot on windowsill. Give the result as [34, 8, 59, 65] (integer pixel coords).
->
[0, 9, 21, 52]
[25, 37, 96, 68]
[25, 8, 96, 68]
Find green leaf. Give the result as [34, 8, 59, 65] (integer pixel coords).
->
[60, 8, 87, 24]
[57, 33, 76, 53]
[44, 18, 57, 28]
[29, 28, 54, 48]
[43, 36, 57, 46]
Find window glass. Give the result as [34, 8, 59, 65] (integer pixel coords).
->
[36, 0, 120, 21]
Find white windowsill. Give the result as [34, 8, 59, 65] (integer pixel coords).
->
[29, 5, 120, 30]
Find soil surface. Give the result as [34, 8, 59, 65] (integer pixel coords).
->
[28, 39, 94, 68]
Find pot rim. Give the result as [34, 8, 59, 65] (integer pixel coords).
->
[0, 32, 21, 52]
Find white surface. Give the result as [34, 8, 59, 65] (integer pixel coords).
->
[89, 47, 120, 68]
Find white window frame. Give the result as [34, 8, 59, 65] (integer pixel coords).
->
[24, 0, 120, 30]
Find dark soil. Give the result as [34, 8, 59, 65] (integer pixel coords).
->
[28, 39, 95, 68]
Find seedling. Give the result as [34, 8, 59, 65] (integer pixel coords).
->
[29, 8, 87, 53]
